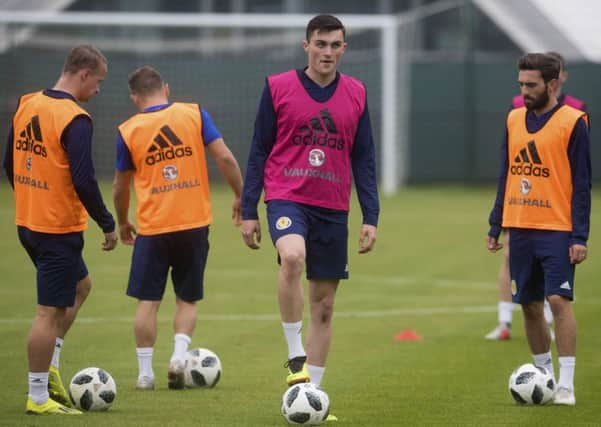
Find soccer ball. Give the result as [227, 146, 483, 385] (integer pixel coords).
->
[184, 348, 222, 388]
[508, 363, 555, 405]
[281, 383, 330, 425]
[69, 367, 116, 411]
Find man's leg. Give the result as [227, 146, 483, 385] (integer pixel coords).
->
[543, 299, 555, 339]
[548, 294, 576, 405]
[522, 301, 555, 379]
[168, 298, 196, 389]
[306, 279, 338, 387]
[28, 305, 64, 400]
[26, 305, 81, 414]
[276, 234, 309, 385]
[134, 300, 160, 389]
[277, 234, 306, 323]
[47, 276, 92, 405]
[522, 301, 552, 352]
[20, 228, 83, 414]
[172, 298, 196, 356]
[57, 275, 91, 338]
[486, 231, 513, 340]
[307, 279, 339, 422]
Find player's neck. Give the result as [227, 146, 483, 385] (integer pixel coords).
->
[304, 68, 336, 88]
[138, 95, 169, 111]
[52, 76, 80, 101]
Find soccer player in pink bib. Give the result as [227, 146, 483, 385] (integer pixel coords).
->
[240, 15, 379, 418]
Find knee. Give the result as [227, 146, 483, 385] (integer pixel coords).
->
[176, 299, 197, 315]
[313, 297, 335, 324]
[279, 250, 305, 275]
[136, 301, 160, 318]
[547, 295, 569, 315]
[521, 302, 543, 321]
[35, 305, 65, 324]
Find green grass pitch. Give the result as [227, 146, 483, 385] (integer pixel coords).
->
[0, 183, 599, 426]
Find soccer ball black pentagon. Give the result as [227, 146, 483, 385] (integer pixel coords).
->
[69, 367, 116, 411]
[508, 363, 555, 405]
[184, 348, 222, 388]
[281, 383, 330, 425]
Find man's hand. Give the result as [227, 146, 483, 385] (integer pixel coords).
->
[102, 230, 118, 251]
[569, 244, 587, 264]
[486, 235, 503, 253]
[358, 224, 377, 254]
[240, 219, 261, 250]
[118, 222, 137, 246]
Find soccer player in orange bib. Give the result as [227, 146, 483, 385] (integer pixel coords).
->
[113, 66, 243, 390]
[485, 52, 587, 342]
[486, 53, 591, 406]
[3, 45, 118, 415]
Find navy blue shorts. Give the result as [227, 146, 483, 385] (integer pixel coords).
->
[266, 200, 348, 280]
[509, 229, 575, 304]
[126, 227, 209, 302]
[18, 226, 88, 307]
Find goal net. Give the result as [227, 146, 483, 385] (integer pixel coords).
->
[0, 12, 404, 194]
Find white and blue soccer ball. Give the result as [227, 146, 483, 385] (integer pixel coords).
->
[184, 348, 222, 388]
[281, 383, 330, 425]
[69, 367, 116, 411]
[508, 363, 555, 405]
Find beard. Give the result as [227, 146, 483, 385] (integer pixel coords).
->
[524, 89, 549, 111]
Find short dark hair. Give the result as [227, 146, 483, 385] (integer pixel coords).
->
[305, 14, 345, 41]
[517, 53, 560, 83]
[546, 51, 566, 71]
[128, 65, 164, 96]
[62, 44, 107, 74]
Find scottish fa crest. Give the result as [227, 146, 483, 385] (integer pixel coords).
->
[308, 149, 325, 167]
[162, 165, 178, 180]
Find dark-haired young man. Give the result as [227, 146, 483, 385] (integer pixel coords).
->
[486, 53, 591, 406]
[240, 15, 379, 418]
[3, 44, 118, 415]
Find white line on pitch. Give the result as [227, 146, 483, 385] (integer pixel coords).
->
[0, 305, 496, 324]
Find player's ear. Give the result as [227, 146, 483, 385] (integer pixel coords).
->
[79, 68, 90, 82]
[548, 78, 559, 95]
[163, 83, 170, 98]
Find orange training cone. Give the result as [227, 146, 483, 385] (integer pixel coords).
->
[394, 330, 422, 341]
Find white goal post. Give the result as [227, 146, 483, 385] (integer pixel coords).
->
[0, 11, 403, 194]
